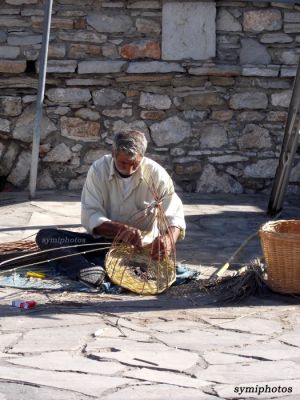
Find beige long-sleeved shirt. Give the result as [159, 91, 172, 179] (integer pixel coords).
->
[81, 155, 186, 240]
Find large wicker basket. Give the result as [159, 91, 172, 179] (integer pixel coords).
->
[105, 244, 176, 295]
[259, 220, 300, 294]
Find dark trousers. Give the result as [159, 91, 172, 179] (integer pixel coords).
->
[35, 228, 112, 279]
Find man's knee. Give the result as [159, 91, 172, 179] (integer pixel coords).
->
[36, 228, 59, 249]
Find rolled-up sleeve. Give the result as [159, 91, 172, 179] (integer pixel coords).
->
[155, 171, 186, 239]
[81, 164, 110, 234]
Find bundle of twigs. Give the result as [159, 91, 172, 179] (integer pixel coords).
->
[0, 239, 38, 253]
[168, 259, 268, 303]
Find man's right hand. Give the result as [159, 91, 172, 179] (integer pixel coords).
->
[117, 225, 143, 249]
[93, 221, 143, 249]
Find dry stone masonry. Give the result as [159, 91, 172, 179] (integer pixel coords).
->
[0, 0, 300, 193]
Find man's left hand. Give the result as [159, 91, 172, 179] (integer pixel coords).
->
[150, 226, 181, 260]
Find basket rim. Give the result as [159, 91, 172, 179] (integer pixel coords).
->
[260, 219, 300, 236]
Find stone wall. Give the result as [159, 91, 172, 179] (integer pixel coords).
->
[0, 0, 299, 193]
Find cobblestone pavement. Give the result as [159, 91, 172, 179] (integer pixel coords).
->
[0, 191, 300, 400]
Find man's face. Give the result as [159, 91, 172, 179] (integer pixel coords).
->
[113, 150, 143, 177]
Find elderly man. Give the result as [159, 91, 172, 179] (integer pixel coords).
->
[36, 130, 186, 288]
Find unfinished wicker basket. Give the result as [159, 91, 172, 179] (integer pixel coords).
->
[105, 244, 176, 295]
[259, 220, 300, 294]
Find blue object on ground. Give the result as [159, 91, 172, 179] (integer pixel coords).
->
[0, 263, 199, 293]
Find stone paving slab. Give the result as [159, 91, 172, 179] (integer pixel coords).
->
[0, 191, 300, 399]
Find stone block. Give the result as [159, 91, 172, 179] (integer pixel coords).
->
[141, 110, 166, 120]
[120, 40, 160, 59]
[229, 92, 268, 109]
[75, 108, 100, 121]
[0, 142, 19, 175]
[284, 12, 300, 23]
[78, 60, 126, 74]
[243, 9, 282, 32]
[196, 164, 243, 193]
[46, 88, 91, 104]
[244, 159, 278, 178]
[112, 120, 149, 138]
[87, 14, 132, 33]
[260, 33, 293, 43]
[102, 108, 132, 117]
[139, 92, 171, 110]
[281, 67, 296, 77]
[6, 0, 37, 3]
[0, 96, 22, 116]
[48, 44, 66, 59]
[175, 162, 202, 175]
[7, 34, 42, 45]
[68, 43, 102, 59]
[267, 111, 287, 122]
[102, 44, 118, 59]
[0, 17, 30, 27]
[184, 93, 225, 108]
[209, 155, 248, 163]
[284, 23, 300, 33]
[237, 124, 272, 150]
[43, 143, 72, 163]
[61, 117, 100, 142]
[189, 65, 240, 76]
[0, 142, 4, 159]
[200, 124, 228, 149]
[7, 151, 31, 186]
[66, 78, 111, 86]
[210, 110, 233, 121]
[217, 8, 242, 31]
[127, 1, 160, 8]
[0, 60, 26, 73]
[13, 104, 56, 143]
[83, 149, 108, 164]
[0, 118, 10, 133]
[0, 31, 7, 43]
[136, 17, 161, 34]
[271, 90, 292, 107]
[37, 169, 56, 189]
[31, 17, 74, 30]
[242, 66, 279, 77]
[150, 116, 191, 146]
[162, 2, 216, 60]
[92, 88, 124, 106]
[240, 39, 271, 65]
[59, 31, 107, 43]
[183, 110, 208, 120]
[237, 111, 265, 122]
[37, 60, 77, 73]
[127, 61, 184, 73]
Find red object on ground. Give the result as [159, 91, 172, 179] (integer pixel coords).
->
[12, 300, 37, 309]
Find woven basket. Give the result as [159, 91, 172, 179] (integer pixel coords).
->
[105, 244, 176, 295]
[259, 220, 300, 294]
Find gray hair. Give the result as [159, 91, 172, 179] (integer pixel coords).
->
[112, 130, 148, 157]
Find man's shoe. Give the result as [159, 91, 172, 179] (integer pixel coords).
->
[79, 265, 106, 287]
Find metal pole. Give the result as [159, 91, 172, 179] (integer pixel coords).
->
[267, 57, 300, 216]
[29, 0, 53, 199]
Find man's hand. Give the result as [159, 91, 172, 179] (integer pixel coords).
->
[117, 225, 143, 249]
[150, 226, 181, 260]
[93, 221, 143, 249]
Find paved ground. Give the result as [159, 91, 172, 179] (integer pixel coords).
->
[0, 191, 300, 399]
